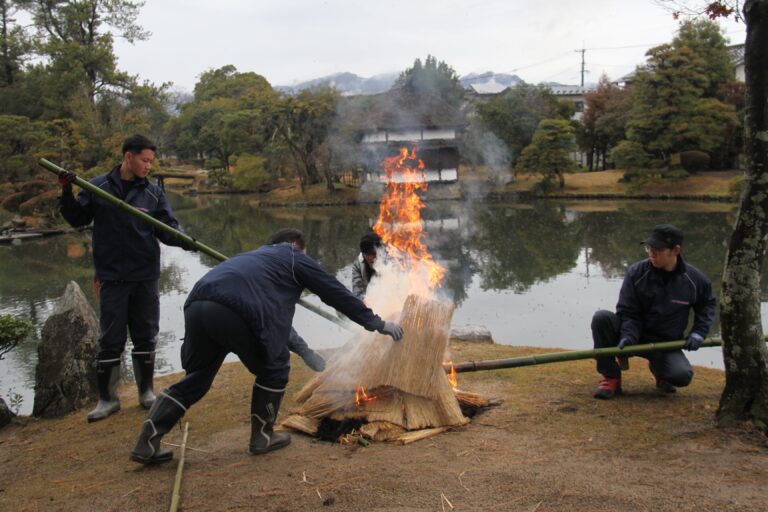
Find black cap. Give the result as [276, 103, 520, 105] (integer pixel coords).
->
[641, 224, 684, 249]
[360, 231, 382, 255]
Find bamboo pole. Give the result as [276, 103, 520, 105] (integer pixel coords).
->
[39, 158, 345, 328]
[446, 337, 737, 374]
[169, 421, 189, 512]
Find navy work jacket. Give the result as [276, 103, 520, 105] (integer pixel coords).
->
[617, 255, 716, 345]
[185, 243, 386, 372]
[59, 165, 184, 282]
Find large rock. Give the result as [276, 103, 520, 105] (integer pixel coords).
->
[33, 281, 100, 418]
[0, 397, 14, 428]
[450, 325, 494, 343]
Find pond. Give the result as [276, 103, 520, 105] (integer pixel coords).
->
[1, 193, 763, 415]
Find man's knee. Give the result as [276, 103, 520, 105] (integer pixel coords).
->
[591, 310, 615, 331]
[667, 367, 694, 387]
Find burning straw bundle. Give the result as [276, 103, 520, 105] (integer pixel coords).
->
[283, 294, 469, 442]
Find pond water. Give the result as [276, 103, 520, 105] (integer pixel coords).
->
[1, 194, 764, 415]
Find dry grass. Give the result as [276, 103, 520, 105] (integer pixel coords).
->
[2, 341, 766, 511]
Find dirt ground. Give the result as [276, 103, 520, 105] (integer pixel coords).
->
[1, 341, 767, 512]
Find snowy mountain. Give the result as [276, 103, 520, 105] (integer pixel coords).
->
[276, 71, 529, 96]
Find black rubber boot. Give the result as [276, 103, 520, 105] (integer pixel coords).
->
[87, 359, 121, 423]
[130, 391, 186, 465]
[249, 383, 291, 455]
[132, 351, 157, 409]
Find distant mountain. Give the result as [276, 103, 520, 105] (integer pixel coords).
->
[275, 72, 399, 96]
[458, 72, 524, 93]
[276, 71, 532, 96]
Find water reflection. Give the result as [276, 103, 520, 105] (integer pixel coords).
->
[1, 194, 761, 415]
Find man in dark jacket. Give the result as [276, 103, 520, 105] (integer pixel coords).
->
[591, 224, 716, 399]
[59, 134, 190, 422]
[130, 228, 403, 465]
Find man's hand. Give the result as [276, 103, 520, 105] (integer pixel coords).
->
[378, 321, 404, 341]
[180, 239, 198, 252]
[685, 332, 704, 351]
[58, 171, 76, 191]
[618, 337, 635, 350]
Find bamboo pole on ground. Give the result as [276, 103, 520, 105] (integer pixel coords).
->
[445, 337, 750, 373]
[169, 422, 189, 512]
[39, 158, 344, 328]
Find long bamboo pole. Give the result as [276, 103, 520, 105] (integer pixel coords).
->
[446, 337, 732, 373]
[39, 158, 345, 327]
[169, 422, 189, 512]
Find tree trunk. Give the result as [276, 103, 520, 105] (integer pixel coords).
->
[717, 0, 768, 429]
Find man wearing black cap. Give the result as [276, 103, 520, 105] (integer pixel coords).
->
[590, 224, 716, 399]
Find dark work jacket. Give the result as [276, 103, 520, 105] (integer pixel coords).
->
[59, 165, 184, 282]
[185, 243, 386, 373]
[616, 255, 716, 345]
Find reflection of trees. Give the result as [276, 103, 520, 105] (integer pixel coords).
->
[171, 194, 380, 275]
[470, 202, 581, 292]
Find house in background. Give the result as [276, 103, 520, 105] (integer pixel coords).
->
[358, 90, 467, 184]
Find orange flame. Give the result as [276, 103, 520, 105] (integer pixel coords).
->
[355, 385, 375, 407]
[445, 360, 458, 390]
[373, 147, 445, 289]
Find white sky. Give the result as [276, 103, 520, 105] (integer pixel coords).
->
[113, 0, 747, 92]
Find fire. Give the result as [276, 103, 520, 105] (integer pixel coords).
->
[354, 385, 375, 407]
[373, 147, 445, 290]
[445, 360, 458, 390]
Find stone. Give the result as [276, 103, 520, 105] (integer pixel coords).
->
[33, 281, 100, 418]
[0, 397, 14, 428]
[450, 325, 494, 343]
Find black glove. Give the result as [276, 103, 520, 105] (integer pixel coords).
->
[58, 171, 76, 191]
[618, 337, 635, 350]
[684, 332, 704, 351]
[180, 238, 198, 252]
[378, 321, 404, 341]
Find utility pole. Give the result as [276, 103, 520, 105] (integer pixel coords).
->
[574, 46, 586, 87]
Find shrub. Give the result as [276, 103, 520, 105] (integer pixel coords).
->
[231, 154, 270, 192]
[680, 150, 711, 172]
[611, 140, 651, 170]
[729, 175, 744, 197]
[0, 315, 33, 359]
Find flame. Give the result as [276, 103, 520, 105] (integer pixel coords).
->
[445, 360, 458, 390]
[354, 385, 375, 407]
[373, 147, 445, 291]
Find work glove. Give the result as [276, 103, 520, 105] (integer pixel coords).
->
[378, 321, 404, 342]
[684, 332, 704, 351]
[618, 337, 635, 350]
[58, 171, 76, 192]
[179, 238, 198, 252]
[300, 349, 326, 372]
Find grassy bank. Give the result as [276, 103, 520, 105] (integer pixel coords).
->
[1, 340, 765, 511]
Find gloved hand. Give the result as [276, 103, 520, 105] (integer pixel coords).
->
[58, 171, 76, 191]
[180, 238, 198, 252]
[300, 349, 326, 372]
[378, 321, 404, 341]
[685, 332, 704, 351]
[618, 337, 636, 350]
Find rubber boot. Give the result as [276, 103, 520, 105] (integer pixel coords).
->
[87, 360, 121, 423]
[249, 383, 291, 455]
[130, 391, 186, 465]
[132, 351, 156, 409]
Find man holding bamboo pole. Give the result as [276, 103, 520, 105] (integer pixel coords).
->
[130, 228, 403, 465]
[591, 224, 716, 399]
[58, 134, 193, 422]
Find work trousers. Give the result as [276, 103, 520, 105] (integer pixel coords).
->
[591, 310, 693, 386]
[166, 300, 290, 408]
[97, 279, 159, 362]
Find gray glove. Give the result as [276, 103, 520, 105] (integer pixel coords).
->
[378, 321, 404, 341]
[684, 332, 704, 351]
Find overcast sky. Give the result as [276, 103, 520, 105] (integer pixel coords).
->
[113, 0, 747, 92]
